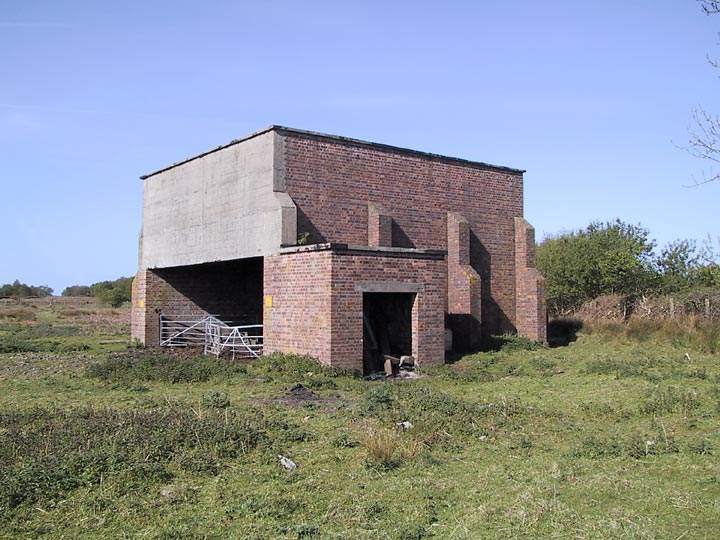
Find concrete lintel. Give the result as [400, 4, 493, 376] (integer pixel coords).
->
[341, 244, 446, 258]
[279, 242, 337, 254]
[279, 243, 446, 259]
[355, 281, 426, 293]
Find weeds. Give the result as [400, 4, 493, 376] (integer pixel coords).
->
[86, 351, 248, 384]
[245, 353, 353, 381]
[1, 300, 719, 538]
[0, 404, 267, 511]
[639, 386, 701, 416]
[359, 383, 527, 439]
[0, 308, 35, 321]
[575, 428, 679, 459]
[359, 423, 402, 470]
[587, 318, 720, 355]
[482, 333, 542, 352]
[331, 431, 359, 448]
[201, 390, 231, 409]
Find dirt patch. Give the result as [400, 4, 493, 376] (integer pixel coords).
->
[288, 383, 319, 400]
[277, 383, 344, 410]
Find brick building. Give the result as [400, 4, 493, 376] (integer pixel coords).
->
[131, 126, 546, 372]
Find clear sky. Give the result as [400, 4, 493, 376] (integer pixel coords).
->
[1, 0, 718, 294]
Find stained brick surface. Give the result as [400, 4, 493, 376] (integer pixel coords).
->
[281, 132, 523, 335]
[263, 250, 333, 363]
[264, 246, 445, 371]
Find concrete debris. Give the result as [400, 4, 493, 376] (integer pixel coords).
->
[399, 355, 415, 368]
[378, 354, 420, 378]
[278, 455, 297, 470]
[395, 370, 421, 379]
[384, 355, 400, 376]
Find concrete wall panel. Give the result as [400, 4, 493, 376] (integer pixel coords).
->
[141, 131, 289, 269]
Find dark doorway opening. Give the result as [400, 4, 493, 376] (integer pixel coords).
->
[153, 257, 264, 326]
[362, 292, 415, 374]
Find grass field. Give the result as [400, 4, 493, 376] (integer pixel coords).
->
[1, 298, 718, 539]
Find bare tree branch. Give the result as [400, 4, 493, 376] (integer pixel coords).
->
[699, 0, 720, 15]
[687, 107, 720, 185]
[688, 1, 719, 184]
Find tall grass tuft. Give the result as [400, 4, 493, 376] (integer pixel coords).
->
[587, 318, 720, 355]
[359, 423, 402, 470]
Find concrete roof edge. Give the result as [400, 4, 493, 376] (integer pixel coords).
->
[140, 125, 525, 180]
[140, 126, 277, 180]
[272, 126, 526, 174]
[278, 242, 447, 258]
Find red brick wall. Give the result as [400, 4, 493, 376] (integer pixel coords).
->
[281, 132, 523, 335]
[368, 202, 392, 247]
[515, 218, 547, 342]
[131, 270, 150, 344]
[447, 212, 482, 350]
[131, 268, 208, 346]
[133, 127, 545, 356]
[330, 250, 446, 371]
[263, 250, 333, 363]
[264, 246, 446, 372]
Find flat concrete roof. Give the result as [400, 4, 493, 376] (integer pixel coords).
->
[141, 126, 525, 180]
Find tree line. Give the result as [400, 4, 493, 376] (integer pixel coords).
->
[62, 277, 133, 308]
[0, 280, 53, 298]
[536, 220, 720, 316]
[0, 277, 132, 308]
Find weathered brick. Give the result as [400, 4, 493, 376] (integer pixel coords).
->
[132, 127, 546, 369]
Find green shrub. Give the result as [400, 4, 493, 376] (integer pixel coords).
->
[0, 405, 266, 510]
[576, 429, 678, 459]
[245, 353, 352, 381]
[639, 386, 701, 416]
[537, 220, 657, 315]
[202, 390, 230, 409]
[86, 352, 248, 384]
[61, 285, 92, 297]
[90, 277, 133, 307]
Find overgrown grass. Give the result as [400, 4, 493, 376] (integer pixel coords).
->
[0, 322, 80, 350]
[85, 351, 249, 384]
[1, 307, 719, 539]
[0, 404, 267, 512]
[586, 317, 720, 354]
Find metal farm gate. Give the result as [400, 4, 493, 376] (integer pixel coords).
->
[159, 314, 263, 359]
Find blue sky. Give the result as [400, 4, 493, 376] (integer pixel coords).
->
[1, 0, 718, 294]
